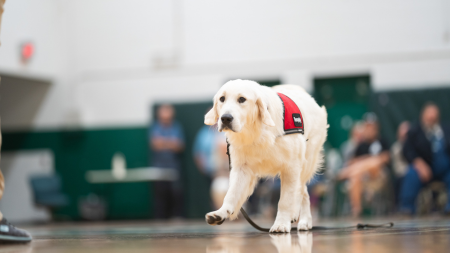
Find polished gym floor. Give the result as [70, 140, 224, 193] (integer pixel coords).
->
[1, 217, 449, 252]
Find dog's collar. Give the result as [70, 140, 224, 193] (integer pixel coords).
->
[277, 92, 304, 135]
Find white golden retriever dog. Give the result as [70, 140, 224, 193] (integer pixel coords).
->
[204, 79, 328, 232]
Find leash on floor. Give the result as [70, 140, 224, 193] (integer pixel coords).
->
[226, 140, 395, 232]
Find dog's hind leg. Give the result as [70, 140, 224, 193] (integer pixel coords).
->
[291, 181, 302, 225]
[297, 137, 325, 231]
[205, 167, 257, 225]
[291, 162, 306, 225]
[297, 184, 312, 230]
[291, 140, 307, 225]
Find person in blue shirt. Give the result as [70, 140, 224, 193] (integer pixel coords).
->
[193, 119, 228, 209]
[150, 104, 185, 219]
[193, 124, 221, 179]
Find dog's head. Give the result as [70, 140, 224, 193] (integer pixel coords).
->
[204, 79, 275, 133]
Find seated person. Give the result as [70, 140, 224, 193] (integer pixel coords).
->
[338, 113, 390, 217]
[399, 103, 450, 214]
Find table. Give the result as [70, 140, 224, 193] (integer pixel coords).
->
[85, 167, 179, 184]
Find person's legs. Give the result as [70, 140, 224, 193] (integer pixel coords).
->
[171, 180, 184, 218]
[348, 175, 363, 217]
[153, 181, 170, 219]
[429, 139, 450, 212]
[399, 165, 423, 213]
[440, 169, 450, 212]
[394, 176, 404, 207]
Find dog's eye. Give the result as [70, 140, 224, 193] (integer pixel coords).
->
[220, 96, 225, 102]
[238, 97, 246, 103]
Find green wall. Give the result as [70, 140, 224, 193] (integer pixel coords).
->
[371, 87, 450, 145]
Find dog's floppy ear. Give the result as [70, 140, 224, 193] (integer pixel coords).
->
[204, 97, 219, 125]
[256, 97, 275, 127]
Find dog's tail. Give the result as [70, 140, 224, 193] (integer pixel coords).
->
[321, 105, 328, 124]
[318, 105, 329, 173]
[305, 105, 328, 183]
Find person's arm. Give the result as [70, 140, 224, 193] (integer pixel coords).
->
[339, 141, 390, 180]
[378, 139, 391, 165]
[402, 127, 419, 164]
[150, 124, 168, 151]
[402, 126, 432, 182]
[168, 123, 184, 153]
[347, 155, 369, 165]
[169, 139, 184, 152]
[378, 150, 390, 165]
[151, 137, 169, 151]
[149, 122, 184, 152]
[346, 143, 369, 165]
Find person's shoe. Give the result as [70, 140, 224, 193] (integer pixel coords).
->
[0, 218, 32, 243]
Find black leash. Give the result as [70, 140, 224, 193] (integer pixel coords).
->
[226, 140, 394, 232]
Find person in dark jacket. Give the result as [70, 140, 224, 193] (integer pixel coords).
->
[399, 103, 450, 214]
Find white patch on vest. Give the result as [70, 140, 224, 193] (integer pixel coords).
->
[294, 117, 302, 123]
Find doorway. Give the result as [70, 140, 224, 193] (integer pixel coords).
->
[314, 75, 371, 149]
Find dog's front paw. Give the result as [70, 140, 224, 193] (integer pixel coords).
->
[297, 217, 312, 231]
[205, 209, 230, 226]
[270, 221, 291, 233]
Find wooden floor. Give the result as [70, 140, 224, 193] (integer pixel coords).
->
[1, 217, 449, 252]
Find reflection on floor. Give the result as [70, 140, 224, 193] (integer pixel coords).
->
[1, 217, 449, 253]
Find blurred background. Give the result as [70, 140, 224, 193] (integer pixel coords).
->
[0, 0, 450, 224]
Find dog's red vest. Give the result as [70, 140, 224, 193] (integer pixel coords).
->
[277, 93, 304, 135]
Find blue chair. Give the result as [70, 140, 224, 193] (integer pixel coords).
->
[29, 174, 69, 213]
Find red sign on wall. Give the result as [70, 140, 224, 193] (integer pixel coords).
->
[20, 42, 34, 65]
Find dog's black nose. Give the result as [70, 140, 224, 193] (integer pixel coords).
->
[221, 114, 234, 125]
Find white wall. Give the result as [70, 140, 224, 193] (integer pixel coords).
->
[76, 74, 222, 127]
[373, 59, 450, 90]
[183, 0, 448, 65]
[0, 0, 71, 130]
[0, 0, 66, 75]
[1, 0, 450, 129]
